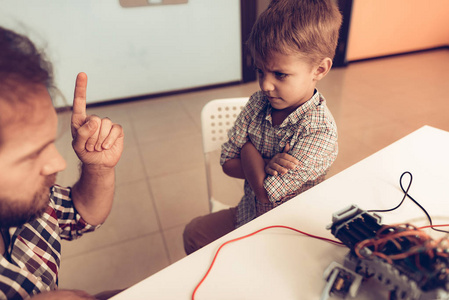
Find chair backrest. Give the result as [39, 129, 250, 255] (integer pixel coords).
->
[201, 97, 249, 153]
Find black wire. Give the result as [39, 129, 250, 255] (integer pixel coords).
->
[368, 172, 412, 214]
[399, 172, 449, 234]
[369, 171, 449, 234]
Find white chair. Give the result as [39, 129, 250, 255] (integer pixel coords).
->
[201, 97, 249, 212]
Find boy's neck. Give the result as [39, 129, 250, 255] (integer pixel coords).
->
[270, 97, 309, 126]
[269, 88, 317, 126]
[271, 109, 291, 126]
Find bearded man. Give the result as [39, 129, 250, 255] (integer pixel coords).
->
[0, 26, 124, 299]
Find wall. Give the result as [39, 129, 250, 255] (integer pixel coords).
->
[0, 0, 241, 107]
[346, 0, 449, 61]
[257, 0, 270, 15]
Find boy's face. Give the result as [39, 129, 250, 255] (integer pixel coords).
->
[255, 51, 318, 114]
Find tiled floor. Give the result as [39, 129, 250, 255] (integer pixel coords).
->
[55, 49, 449, 294]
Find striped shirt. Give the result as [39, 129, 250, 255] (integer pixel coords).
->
[0, 185, 99, 299]
[220, 90, 338, 227]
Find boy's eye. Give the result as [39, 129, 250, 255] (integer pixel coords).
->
[274, 72, 287, 79]
[255, 68, 264, 76]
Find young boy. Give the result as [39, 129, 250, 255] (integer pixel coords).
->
[183, 0, 342, 254]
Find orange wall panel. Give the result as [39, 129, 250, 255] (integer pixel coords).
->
[346, 0, 449, 61]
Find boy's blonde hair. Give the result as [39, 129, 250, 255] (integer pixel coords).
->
[247, 0, 342, 66]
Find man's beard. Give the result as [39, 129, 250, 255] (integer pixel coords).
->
[0, 174, 56, 228]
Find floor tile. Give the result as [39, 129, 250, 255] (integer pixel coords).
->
[207, 150, 244, 207]
[149, 167, 210, 230]
[127, 97, 200, 145]
[140, 132, 204, 178]
[87, 102, 133, 125]
[59, 233, 169, 295]
[177, 81, 258, 129]
[61, 179, 160, 258]
[115, 143, 147, 185]
[162, 224, 188, 264]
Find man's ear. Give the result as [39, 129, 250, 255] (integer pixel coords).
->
[313, 57, 333, 81]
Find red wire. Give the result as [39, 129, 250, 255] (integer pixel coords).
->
[191, 224, 343, 300]
[418, 224, 449, 230]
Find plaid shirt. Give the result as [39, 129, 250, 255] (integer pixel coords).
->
[0, 185, 99, 299]
[220, 90, 338, 227]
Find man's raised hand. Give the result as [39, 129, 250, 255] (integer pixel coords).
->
[71, 72, 124, 168]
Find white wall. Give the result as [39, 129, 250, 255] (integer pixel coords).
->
[0, 0, 242, 107]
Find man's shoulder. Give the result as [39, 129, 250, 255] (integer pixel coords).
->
[47, 185, 76, 219]
[49, 185, 72, 207]
[50, 185, 71, 199]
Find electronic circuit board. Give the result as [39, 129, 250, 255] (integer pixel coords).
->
[322, 205, 449, 300]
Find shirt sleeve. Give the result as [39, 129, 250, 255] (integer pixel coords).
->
[220, 94, 258, 165]
[49, 185, 101, 241]
[263, 126, 338, 204]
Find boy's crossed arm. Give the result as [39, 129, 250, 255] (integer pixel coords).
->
[264, 143, 299, 176]
[222, 141, 298, 204]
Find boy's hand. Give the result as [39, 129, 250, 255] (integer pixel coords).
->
[71, 72, 124, 169]
[265, 143, 298, 176]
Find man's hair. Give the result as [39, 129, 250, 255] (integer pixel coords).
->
[0, 26, 55, 144]
[247, 0, 342, 66]
[0, 26, 54, 93]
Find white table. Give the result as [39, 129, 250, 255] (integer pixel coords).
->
[112, 125, 449, 300]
